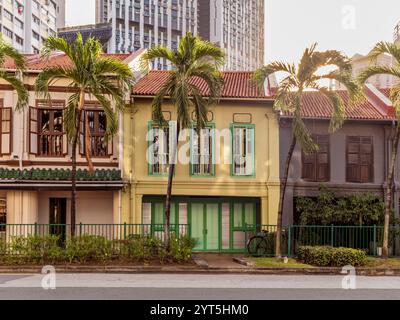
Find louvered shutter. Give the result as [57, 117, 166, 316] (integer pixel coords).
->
[191, 129, 199, 172]
[347, 137, 361, 182]
[203, 128, 211, 174]
[316, 135, 330, 182]
[1, 108, 12, 155]
[79, 111, 85, 155]
[29, 107, 38, 155]
[169, 121, 177, 165]
[245, 127, 254, 176]
[360, 137, 373, 183]
[62, 108, 68, 155]
[233, 127, 241, 175]
[302, 152, 316, 181]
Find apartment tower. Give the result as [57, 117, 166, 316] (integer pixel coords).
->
[0, 0, 65, 53]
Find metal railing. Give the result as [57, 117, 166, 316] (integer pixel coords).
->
[0, 223, 189, 243]
[245, 225, 400, 257]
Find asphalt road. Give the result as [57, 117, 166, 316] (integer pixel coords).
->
[0, 273, 399, 300]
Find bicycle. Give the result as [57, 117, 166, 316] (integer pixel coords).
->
[247, 230, 275, 256]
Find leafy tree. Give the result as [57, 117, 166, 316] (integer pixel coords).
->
[358, 41, 400, 258]
[141, 33, 224, 248]
[0, 36, 28, 109]
[253, 44, 363, 257]
[35, 34, 134, 236]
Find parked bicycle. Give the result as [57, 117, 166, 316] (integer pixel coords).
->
[247, 230, 275, 256]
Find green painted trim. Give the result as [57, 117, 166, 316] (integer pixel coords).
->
[230, 123, 256, 178]
[189, 123, 216, 177]
[147, 121, 169, 177]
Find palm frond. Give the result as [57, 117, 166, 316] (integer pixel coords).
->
[358, 65, 400, 86]
[368, 41, 400, 64]
[252, 62, 296, 89]
[0, 39, 26, 71]
[0, 71, 29, 110]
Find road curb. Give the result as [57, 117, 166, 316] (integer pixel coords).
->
[0, 265, 400, 276]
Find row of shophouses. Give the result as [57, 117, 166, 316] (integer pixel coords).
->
[0, 51, 399, 252]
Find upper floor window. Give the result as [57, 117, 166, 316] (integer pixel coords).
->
[29, 102, 66, 156]
[80, 109, 110, 158]
[190, 125, 214, 176]
[148, 121, 175, 176]
[232, 124, 255, 177]
[302, 135, 330, 182]
[346, 136, 374, 183]
[0, 100, 12, 156]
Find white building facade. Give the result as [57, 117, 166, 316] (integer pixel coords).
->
[0, 0, 65, 54]
[199, 0, 265, 71]
[96, 0, 198, 70]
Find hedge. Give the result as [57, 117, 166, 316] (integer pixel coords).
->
[297, 246, 367, 267]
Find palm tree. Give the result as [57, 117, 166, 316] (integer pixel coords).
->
[141, 32, 224, 248]
[252, 44, 363, 258]
[0, 36, 29, 110]
[358, 41, 400, 259]
[35, 34, 134, 236]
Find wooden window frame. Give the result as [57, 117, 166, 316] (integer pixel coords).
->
[0, 99, 13, 156]
[32, 100, 66, 158]
[80, 103, 112, 159]
[301, 135, 330, 182]
[346, 136, 374, 183]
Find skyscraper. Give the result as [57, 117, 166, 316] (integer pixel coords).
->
[199, 0, 265, 70]
[96, 0, 198, 69]
[95, 0, 265, 70]
[0, 0, 65, 53]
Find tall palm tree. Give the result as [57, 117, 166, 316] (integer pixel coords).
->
[358, 41, 400, 259]
[35, 34, 134, 236]
[141, 32, 224, 247]
[0, 36, 29, 110]
[253, 44, 363, 258]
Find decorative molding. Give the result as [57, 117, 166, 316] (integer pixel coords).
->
[233, 113, 252, 124]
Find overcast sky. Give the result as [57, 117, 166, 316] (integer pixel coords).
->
[66, 0, 400, 63]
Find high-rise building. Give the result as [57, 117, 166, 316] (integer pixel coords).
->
[199, 0, 265, 70]
[96, 0, 198, 69]
[96, 0, 265, 71]
[0, 0, 65, 53]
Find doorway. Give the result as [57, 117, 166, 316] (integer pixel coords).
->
[49, 198, 67, 241]
[190, 203, 220, 251]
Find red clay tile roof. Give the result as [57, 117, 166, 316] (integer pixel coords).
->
[132, 70, 272, 100]
[3, 53, 131, 71]
[283, 90, 395, 121]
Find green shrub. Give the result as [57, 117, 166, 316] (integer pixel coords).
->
[10, 235, 63, 264]
[169, 235, 196, 262]
[297, 246, 367, 267]
[0, 234, 196, 265]
[65, 235, 113, 264]
[296, 186, 385, 226]
[119, 236, 164, 261]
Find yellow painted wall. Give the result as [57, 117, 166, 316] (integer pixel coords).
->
[122, 98, 280, 225]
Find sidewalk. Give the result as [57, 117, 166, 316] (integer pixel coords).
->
[0, 254, 400, 276]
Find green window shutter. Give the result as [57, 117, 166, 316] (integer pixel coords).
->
[169, 121, 177, 165]
[245, 127, 255, 176]
[233, 203, 243, 228]
[244, 203, 255, 226]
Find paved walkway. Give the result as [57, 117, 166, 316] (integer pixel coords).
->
[193, 253, 247, 269]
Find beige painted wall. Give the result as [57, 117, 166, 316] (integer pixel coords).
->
[122, 98, 281, 225]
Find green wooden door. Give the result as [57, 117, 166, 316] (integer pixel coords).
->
[190, 203, 220, 251]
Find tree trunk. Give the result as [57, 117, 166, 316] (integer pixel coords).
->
[165, 123, 181, 251]
[84, 112, 94, 174]
[70, 110, 82, 237]
[276, 135, 297, 258]
[382, 125, 400, 259]
[71, 91, 85, 237]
